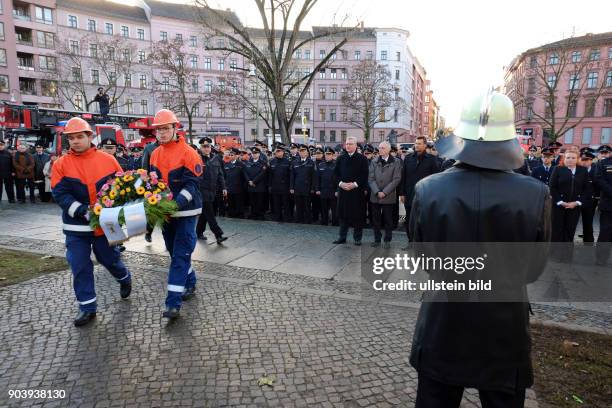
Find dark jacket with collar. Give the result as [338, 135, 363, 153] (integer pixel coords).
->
[531, 164, 555, 185]
[400, 152, 440, 205]
[549, 165, 589, 205]
[290, 157, 315, 196]
[596, 157, 612, 211]
[268, 156, 291, 194]
[243, 158, 268, 193]
[315, 159, 337, 198]
[223, 159, 245, 194]
[199, 153, 225, 202]
[0, 149, 14, 176]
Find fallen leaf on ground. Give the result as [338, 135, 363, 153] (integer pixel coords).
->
[257, 375, 275, 387]
[572, 394, 584, 404]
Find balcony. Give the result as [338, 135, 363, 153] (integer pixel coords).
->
[15, 27, 33, 46]
[19, 78, 37, 95]
[12, 1, 31, 21]
[17, 52, 35, 71]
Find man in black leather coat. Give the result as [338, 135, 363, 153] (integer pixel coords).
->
[409, 91, 551, 408]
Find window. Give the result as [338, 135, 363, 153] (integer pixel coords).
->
[121, 26, 129, 38]
[0, 49, 6, 67]
[218, 80, 225, 93]
[188, 35, 197, 47]
[139, 74, 147, 89]
[35, 7, 53, 24]
[121, 73, 130, 87]
[295, 49, 302, 59]
[160, 31, 167, 41]
[601, 127, 612, 144]
[218, 59, 224, 70]
[37, 31, 54, 49]
[569, 74, 580, 90]
[330, 88, 337, 100]
[341, 69, 347, 79]
[190, 55, 197, 69]
[87, 19, 96, 32]
[39, 55, 55, 71]
[395, 69, 400, 80]
[107, 47, 115, 60]
[589, 49, 600, 61]
[41, 80, 57, 97]
[341, 109, 347, 121]
[122, 49, 130, 62]
[0, 23, 4, 41]
[204, 57, 211, 70]
[527, 77, 535, 93]
[568, 99, 577, 117]
[394, 109, 398, 122]
[587, 72, 598, 88]
[205, 103, 212, 117]
[162, 77, 169, 91]
[126, 99, 133, 114]
[74, 95, 83, 111]
[70, 40, 79, 55]
[319, 87, 326, 99]
[354, 50, 361, 60]
[606, 71, 612, 87]
[547, 74, 557, 88]
[219, 105, 226, 118]
[319, 49, 326, 59]
[0, 75, 8, 93]
[331, 52, 337, 60]
[379, 110, 385, 121]
[205, 80, 212, 93]
[605, 99, 612, 116]
[330, 109, 336, 121]
[191, 78, 198, 92]
[379, 130, 385, 140]
[231, 81, 237, 94]
[138, 50, 146, 63]
[320, 130, 326, 142]
[319, 108, 326, 121]
[68, 15, 77, 28]
[582, 127, 592, 144]
[330, 68, 337, 79]
[381, 50, 387, 60]
[304, 50, 311, 60]
[175, 33, 182, 43]
[319, 69, 325, 79]
[137, 28, 144, 40]
[548, 53, 560, 65]
[396, 51, 401, 61]
[609, 48, 612, 60]
[571, 51, 581, 63]
[230, 59, 237, 71]
[108, 72, 116, 85]
[72, 67, 81, 81]
[105, 23, 113, 35]
[138, 99, 148, 115]
[529, 55, 537, 68]
[340, 130, 346, 141]
[585, 98, 596, 117]
[303, 108, 310, 120]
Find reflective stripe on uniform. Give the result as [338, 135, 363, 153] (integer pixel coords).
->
[79, 297, 97, 305]
[63, 223, 93, 232]
[168, 284, 185, 293]
[68, 201, 82, 218]
[188, 267, 194, 275]
[117, 273, 130, 281]
[171, 208, 202, 217]
[179, 189, 193, 202]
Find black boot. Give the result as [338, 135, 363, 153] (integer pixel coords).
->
[74, 311, 96, 327]
[120, 280, 132, 299]
[215, 235, 227, 244]
[162, 307, 180, 319]
[333, 238, 347, 244]
[181, 286, 196, 301]
[144, 232, 152, 243]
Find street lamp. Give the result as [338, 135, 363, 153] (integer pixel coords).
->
[248, 65, 259, 142]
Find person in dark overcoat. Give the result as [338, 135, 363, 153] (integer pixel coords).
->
[409, 91, 551, 408]
[333, 137, 369, 245]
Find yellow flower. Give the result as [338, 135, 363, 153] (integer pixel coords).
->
[125, 187, 131, 193]
[102, 196, 109, 202]
[147, 196, 159, 205]
[115, 178, 121, 184]
[136, 187, 145, 195]
[93, 205, 102, 215]
[120, 190, 126, 196]
[109, 190, 117, 199]
[144, 191, 153, 198]
[154, 189, 161, 194]
[157, 182, 166, 190]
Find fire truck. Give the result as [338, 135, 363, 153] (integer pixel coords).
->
[0, 102, 143, 154]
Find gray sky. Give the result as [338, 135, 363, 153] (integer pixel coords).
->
[144, 0, 612, 127]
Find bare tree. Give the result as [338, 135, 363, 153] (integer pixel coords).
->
[341, 60, 407, 142]
[509, 38, 608, 142]
[195, 0, 357, 144]
[52, 33, 136, 112]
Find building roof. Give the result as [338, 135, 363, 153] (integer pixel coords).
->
[246, 28, 312, 40]
[146, 0, 241, 26]
[312, 25, 376, 40]
[525, 31, 612, 54]
[57, 0, 149, 23]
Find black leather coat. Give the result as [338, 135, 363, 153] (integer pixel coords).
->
[408, 163, 551, 392]
[199, 154, 225, 202]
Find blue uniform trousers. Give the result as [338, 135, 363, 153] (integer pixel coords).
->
[162, 216, 197, 309]
[65, 234, 131, 312]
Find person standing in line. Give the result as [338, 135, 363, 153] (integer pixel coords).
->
[368, 141, 402, 248]
[13, 143, 36, 204]
[409, 91, 551, 408]
[333, 137, 369, 246]
[51, 117, 132, 327]
[223, 148, 246, 218]
[196, 137, 227, 244]
[243, 146, 268, 220]
[290, 144, 316, 223]
[0, 140, 15, 203]
[578, 149, 597, 244]
[268, 144, 292, 222]
[549, 147, 588, 262]
[315, 147, 339, 226]
[149, 109, 203, 320]
[33, 143, 50, 202]
[595, 146, 612, 265]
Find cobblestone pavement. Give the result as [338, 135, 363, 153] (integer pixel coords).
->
[0, 202, 609, 407]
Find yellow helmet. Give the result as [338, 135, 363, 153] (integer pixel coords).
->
[455, 91, 516, 142]
[436, 90, 524, 171]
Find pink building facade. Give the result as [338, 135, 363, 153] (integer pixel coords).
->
[504, 32, 612, 147]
